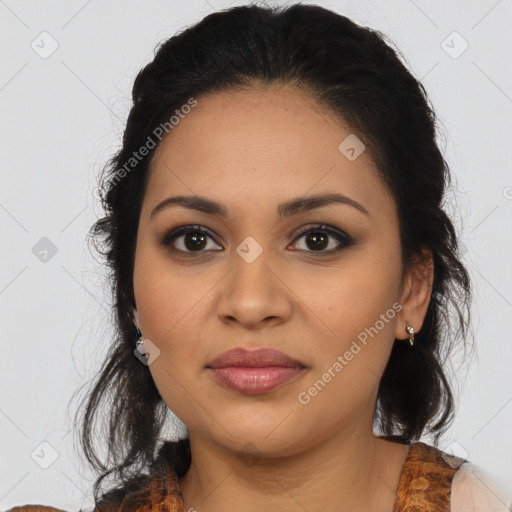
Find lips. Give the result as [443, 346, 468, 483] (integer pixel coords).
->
[207, 347, 305, 369]
[206, 347, 306, 395]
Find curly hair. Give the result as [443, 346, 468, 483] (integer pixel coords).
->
[74, 2, 472, 504]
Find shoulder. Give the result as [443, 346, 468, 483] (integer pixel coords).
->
[393, 440, 464, 510]
[393, 440, 512, 511]
[3, 481, 154, 512]
[2, 480, 134, 512]
[2, 471, 158, 512]
[451, 461, 512, 512]
[4, 443, 188, 512]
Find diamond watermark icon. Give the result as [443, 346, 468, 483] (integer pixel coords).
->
[236, 236, 263, 263]
[32, 236, 58, 263]
[236, 442, 263, 467]
[441, 440, 470, 469]
[134, 337, 161, 366]
[338, 134, 365, 161]
[31, 441, 59, 469]
[31, 31, 59, 59]
[441, 31, 469, 59]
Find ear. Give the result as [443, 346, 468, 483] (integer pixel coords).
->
[394, 247, 434, 340]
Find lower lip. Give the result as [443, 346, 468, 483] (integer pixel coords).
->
[208, 366, 305, 394]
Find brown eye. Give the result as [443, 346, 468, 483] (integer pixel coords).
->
[183, 232, 207, 251]
[303, 231, 329, 251]
[291, 224, 353, 255]
[161, 225, 222, 255]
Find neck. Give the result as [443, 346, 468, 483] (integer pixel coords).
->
[178, 427, 409, 512]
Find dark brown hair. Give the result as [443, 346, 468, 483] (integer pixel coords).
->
[75, 2, 472, 505]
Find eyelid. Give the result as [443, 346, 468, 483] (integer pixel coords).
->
[291, 223, 351, 242]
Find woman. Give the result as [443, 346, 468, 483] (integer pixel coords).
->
[8, 3, 512, 511]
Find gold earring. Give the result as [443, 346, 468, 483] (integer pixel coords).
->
[405, 325, 414, 346]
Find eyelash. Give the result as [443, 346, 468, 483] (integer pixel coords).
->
[160, 223, 353, 258]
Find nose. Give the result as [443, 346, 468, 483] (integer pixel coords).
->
[216, 246, 293, 330]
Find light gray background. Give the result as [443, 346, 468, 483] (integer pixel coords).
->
[1, 0, 511, 510]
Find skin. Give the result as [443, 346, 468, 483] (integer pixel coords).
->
[132, 83, 433, 512]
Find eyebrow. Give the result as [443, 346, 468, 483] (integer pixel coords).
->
[149, 192, 369, 220]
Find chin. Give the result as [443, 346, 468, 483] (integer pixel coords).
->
[206, 419, 308, 459]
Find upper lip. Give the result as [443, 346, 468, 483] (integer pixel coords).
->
[207, 348, 305, 369]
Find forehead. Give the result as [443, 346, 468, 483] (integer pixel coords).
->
[144, 86, 393, 220]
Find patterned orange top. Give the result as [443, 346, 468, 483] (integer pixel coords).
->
[394, 441, 467, 511]
[6, 441, 468, 512]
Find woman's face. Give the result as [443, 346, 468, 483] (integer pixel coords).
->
[133, 85, 424, 457]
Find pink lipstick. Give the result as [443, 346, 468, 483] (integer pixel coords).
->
[206, 347, 306, 395]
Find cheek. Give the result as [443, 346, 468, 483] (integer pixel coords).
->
[132, 243, 217, 383]
[300, 246, 402, 387]
[134, 263, 208, 423]
[306, 247, 401, 335]
[133, 239, 209, 339]
[296, 282, 400, 431]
